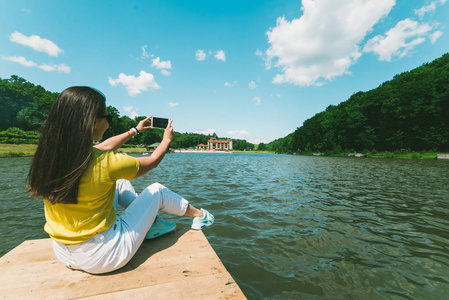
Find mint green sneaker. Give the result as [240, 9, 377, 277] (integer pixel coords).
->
[145, 217, 176, 239]
[191, 209, 214, 230]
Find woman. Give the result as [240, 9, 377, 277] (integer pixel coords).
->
[28, 86, 214, 274]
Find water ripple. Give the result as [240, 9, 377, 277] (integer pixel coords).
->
[1, 153, 449, 299]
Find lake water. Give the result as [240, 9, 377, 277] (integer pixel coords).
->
[1, 153, 449, 299]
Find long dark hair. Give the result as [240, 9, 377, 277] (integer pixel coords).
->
[28, 86, 106, 204]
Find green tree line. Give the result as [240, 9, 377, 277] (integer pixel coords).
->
[269, 53, 449, 153]
[0, 75, 254, 150]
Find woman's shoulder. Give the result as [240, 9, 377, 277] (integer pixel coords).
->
[92, 147, 136, 162]
[92, 146, 107, 156]
[91, 147, 115, 161]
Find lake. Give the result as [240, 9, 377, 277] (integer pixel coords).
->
[1, 153, 449, 299]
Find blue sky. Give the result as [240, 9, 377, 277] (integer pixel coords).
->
[1, 0, 448, 144]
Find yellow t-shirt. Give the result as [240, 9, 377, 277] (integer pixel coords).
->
[44, 148, 140, 245]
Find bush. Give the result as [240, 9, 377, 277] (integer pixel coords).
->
[2, 151, 27, 156]
[334, 145, 343, 153]
[0, 137, 39, 144]
[411, 153, 421, 159]
[25, 131, 39, 136]
[0, 128, 39, 144]
[5, 127, 25, 135]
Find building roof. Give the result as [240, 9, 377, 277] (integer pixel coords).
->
[208, 138, 232, 143]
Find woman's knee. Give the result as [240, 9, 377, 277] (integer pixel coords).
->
[116, 179, 131, 188]
[147, 182, 165, 193]
[116, 179, 136, 196]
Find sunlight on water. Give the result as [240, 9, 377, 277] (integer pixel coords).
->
[1, 154, 449, 299]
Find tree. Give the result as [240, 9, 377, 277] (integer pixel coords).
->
[0, 75, 57, 130]
[269, 53, 449, 153]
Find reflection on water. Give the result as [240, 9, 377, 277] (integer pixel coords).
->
[1, 154, 449, 299]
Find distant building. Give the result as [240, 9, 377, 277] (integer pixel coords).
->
[207, 137, 233, 151]
[196, 144, 208, 150]
[146, 142, 160, 151]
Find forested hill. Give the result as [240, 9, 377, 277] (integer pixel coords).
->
[269, 53, 449, 153]
[0, 76, 254, 150]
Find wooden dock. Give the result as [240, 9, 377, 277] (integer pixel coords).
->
[0, 228, 246, 299]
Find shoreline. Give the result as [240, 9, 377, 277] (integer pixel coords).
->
[173, 150, 274, 154]
[288, 151, 448, 159]
[174, 150, 233, 154]
[0, 144, 447, 159]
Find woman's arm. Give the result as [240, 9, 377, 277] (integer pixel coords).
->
[95, 116, 152, 152]
[94, 131, 133, 152]
[134, 120, 175, 178]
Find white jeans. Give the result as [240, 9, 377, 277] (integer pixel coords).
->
[52, 180, 189, 274]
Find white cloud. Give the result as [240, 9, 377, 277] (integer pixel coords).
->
[123, 106, 139, 119]
[214, 50, 226, 61]
[224, 81, 237, 87]
[429, 30, 443, 43]
[123, 106, 133, 113]
[2, 55, 37, 67]
[196, 49, 227, 62]
[2, 55, 70, 73]
[227, 130, 250, 139]
[364, 19, 433, 61]
[196, 128, 216, 135]
[249, 81, 257, 89]
[108, 71, 160, 96]
[250, 138, 273, 144]
[161, 69, 171, 76]
[265, 0, 395, 86]
[168, 102, 179, 107]
[196, 49, 206, 61]
[255, 49, 263, 56]
[415, 2, 437, 18]
[414, 0, 446, 18]
[38, 63, 71, 73]
[130, 111, 139, 119]
[9, 31, 62, 56]
[253, 96, 261, 105]
[151, 57, 172, 69]
[141, 45, 149, 59]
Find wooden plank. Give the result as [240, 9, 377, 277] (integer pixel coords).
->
[0, 228, 246, 300]
[82, 275, 243, 300]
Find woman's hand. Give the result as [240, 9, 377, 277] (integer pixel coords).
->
[163, 119, 175, 142]
[134, 119, 175, 178]
[136, 116, 153, 133]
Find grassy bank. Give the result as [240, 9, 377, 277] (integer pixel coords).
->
[1, 144, 445, 159]
[233, 150, 275, 154]
[366, 152, 440, 159]
[0, 144, 147, 157]
[0, 144, 37, 156]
